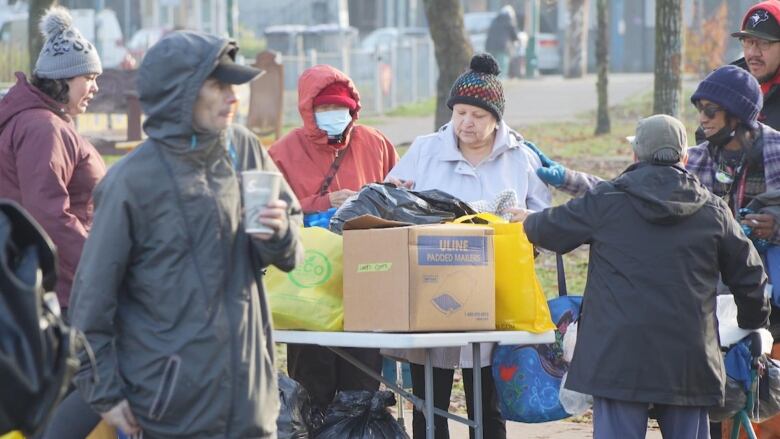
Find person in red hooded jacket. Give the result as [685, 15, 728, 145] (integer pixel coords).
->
[269, 64, 398, 412]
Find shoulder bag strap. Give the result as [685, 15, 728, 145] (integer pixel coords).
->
[318, 146, 349, 196]
[556, 253, 568, 297]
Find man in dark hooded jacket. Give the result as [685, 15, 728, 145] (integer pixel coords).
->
[523, 115, 769, 439]
[69, 31, 303, 438]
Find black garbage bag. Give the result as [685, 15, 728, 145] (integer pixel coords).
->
[756, 358, 780, 421]
[329, 183, 476, 234]
[277, 375, 312, 439]
[313, 390, 409, 439]
[0, 200, 75, 436]
[709, 376, 747, 422]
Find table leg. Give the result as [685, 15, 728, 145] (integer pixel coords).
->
[472, 342, 483, 439]
[425, 349, 434, 439]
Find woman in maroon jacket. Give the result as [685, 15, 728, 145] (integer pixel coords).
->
[0, 6, 106, 438]
[0, 6, 105, 314]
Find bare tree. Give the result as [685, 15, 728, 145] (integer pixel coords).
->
[595, 0, 610, 134]
[28, 0, 58, 74]
[423, 0, 473, 130]
[653, 0, 683, 117]
[563, 0, 590, 78]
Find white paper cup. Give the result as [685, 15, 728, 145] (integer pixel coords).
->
[242, 170, 281, 234]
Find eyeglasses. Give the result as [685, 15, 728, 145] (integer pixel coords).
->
[739, 37, 778, 52]
[696, 103, 724, 119]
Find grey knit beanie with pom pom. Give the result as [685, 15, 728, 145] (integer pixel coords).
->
[34, 6, 102, 79]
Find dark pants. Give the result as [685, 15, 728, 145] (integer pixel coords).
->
[410, 364, 505, 439]
[593, 397, 709, 439]
[286, 344, 383, 411]
[35, 388, 101, 439]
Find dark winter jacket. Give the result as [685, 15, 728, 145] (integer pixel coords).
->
[485, 10, 519, 54]
[525, 163, 769, 406]
[0, 72, 106, 307]
[69, 31, 303, 438]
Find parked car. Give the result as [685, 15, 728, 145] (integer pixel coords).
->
[464, 11, 497, 52]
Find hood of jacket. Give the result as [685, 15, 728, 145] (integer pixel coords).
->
[137, 31, 234, 155]
[297, 64, 362, 152]
[612, 163, 709, 224]
[0, 72, 68, 131]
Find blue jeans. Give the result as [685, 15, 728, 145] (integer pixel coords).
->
[593, 396, 709, 439]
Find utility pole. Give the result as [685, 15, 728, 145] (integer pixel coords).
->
[226, 0, 235, 36]
[525, 0, 539, 78]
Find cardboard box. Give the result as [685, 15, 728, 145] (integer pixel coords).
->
[342, 215, 495, 332]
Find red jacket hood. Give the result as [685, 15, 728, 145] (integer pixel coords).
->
[0, 72, 68, 131]
[297, 65, 362, 152]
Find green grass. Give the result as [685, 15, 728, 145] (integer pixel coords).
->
[103, 155, 124, 166]
[385, 97, 436, 118]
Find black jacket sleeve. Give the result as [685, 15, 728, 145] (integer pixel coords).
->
[524, 188, 600, 253]
[719, 207, 771, 329]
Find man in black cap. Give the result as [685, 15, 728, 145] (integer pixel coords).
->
[69, 31, 303, 437]
[733, 1, 780, 128]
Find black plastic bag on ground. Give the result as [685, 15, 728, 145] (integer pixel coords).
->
[277, 375, 312, 439]
[757, 358, 780, 421]
[329, 183, 476, 234]
[313, 390, 409, 439]
[709, 376, 747, 422]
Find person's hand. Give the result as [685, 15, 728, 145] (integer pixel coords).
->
[386, 177, 415, 190]
[506, 207, 532, 223]
[525, 141, 567, 187]
[742, 213, 776, 241]
[101, 400, 141, 436]
[253, 199, 289, 240]
[328, 189, 357, 208]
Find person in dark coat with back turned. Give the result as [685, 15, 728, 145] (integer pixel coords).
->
[523, 115, 770, 439]
[69, 30, 303, 438]
[485, 5, 519, 77]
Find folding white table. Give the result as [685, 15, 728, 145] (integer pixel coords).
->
[275, 330, 555, 439]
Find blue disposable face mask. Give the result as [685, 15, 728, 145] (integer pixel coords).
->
[314, 109, 352, 136]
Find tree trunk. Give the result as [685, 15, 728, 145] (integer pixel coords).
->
[595, 0, 610, 134]
[423, 0, 473, 130]
[653, 0, 683, 117]
[28, 0, 58, 74]
[563, 0, 589, 78]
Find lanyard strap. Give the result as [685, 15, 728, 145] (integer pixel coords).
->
[556, 253, 568, 297]
[734, 163, 750, 214]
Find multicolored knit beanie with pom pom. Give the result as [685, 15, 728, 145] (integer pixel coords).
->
[446, 53, 505, 121]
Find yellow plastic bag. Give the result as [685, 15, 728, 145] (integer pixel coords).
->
[0, 432, 24, 439]
[266, 227, 343, 331]
[455, 213, 555, 332]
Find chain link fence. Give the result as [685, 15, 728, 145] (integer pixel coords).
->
[278, 38, 438, 124]
[0, 42, 29, 91]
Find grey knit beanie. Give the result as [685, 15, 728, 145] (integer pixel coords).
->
[34, 6, 102, 79]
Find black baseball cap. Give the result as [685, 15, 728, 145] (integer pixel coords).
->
[210, 44, 264, 84]
[732, 8, 780, 42]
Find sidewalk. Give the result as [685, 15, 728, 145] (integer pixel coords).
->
[392, 414, 663, 438]
[369, 73, 655, 146]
